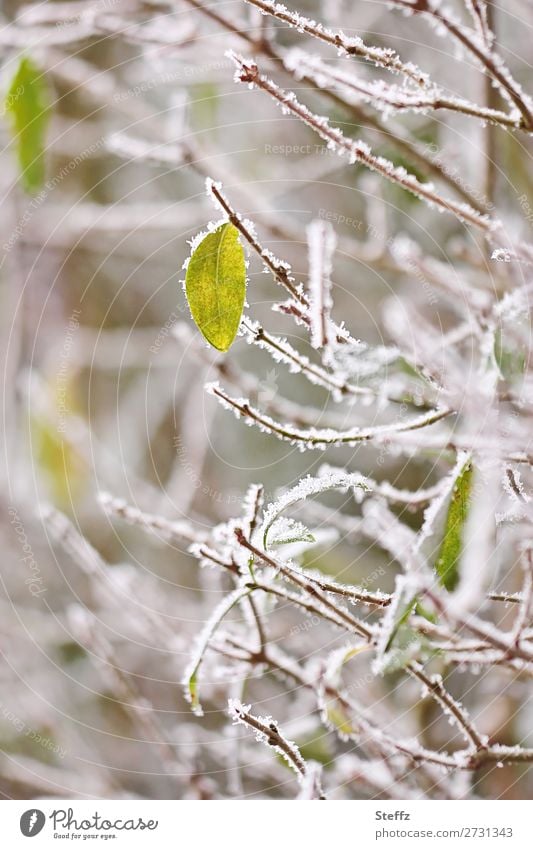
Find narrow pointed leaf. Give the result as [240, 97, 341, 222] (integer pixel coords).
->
[269, 517, 315, 547]
[5, 57, 50, 194]
[384, 596, 417, 654]
[435, 460, 473, 591]
[185, 222, 246, 351]
[183, 586, 251, 716]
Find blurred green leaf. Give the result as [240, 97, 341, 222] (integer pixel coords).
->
[494, 330, 526, 381]
[297, 734, 332, 767]
[324, 702, 357, 738]
[185, 222, 246, 352]
[31, 412, 87, 508]
[5, 56, 50, 193]
[414, 600, 437, 624]
[435, 460, 473, 591]
[277, 733, 333, 770]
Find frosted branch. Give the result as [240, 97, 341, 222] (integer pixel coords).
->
[229, 53, 497, 232]
[98, 492, 205, 545]
[390, 0, 533, 130]
[408, 662, 487, 751]
[307, 219, 336, 352]
[207, 380, 452, 449]
[286, 49, 519, 130]
[228, 699, 326, 797]
[244, 0, 429, 85]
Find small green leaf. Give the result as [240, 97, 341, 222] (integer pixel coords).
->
[414, 600, 437, 624]
[494, 330, 526, 381]
[324, 702, 358, 738]
[435, 460, 473, 591]
[378, 591, 437, 674]
[272, 534, 315, 545]
[380, 626, 434, 675]
[269, 518, 315, 547]
[5, 57, 50, 194]
[384, 597, 417, 654]
[185, 222, 246, 352]
[185, 586, 251, 715]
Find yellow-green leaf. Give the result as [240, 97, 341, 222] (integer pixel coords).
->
[185, 222, 246, 352]
[323, 703, 358, 738]
[435, 460, 473, 591]
[5, 57, 50, 194]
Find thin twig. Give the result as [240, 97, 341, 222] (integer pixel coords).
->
[230, 54, 497, 233]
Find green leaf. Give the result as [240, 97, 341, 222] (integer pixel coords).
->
[494, 330, 526, 381]
[262, 471, 369, 549]
[292, 734, 333, 768]
[269, 518, 315, 547]
[378, 593, 437, 674]
[380, 625, 435, 675]
[435, 460, 473, 591]
[384, 596, 417, 654]
[5, 57, 50, 194]
[323, 702, 358, 739]
[414, 600, 437, 624]
[271, 533, 315, 546]
[185, 222, 246, 352]
[184, 586, 251, 716]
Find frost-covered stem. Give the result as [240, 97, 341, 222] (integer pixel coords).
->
[247, 595, 268, 653]
[483, 2, 498, 209]
[241, 319, 373, 399]
[241, 634, 533, 769]
[182, 0, 483, 208]
[245, 483, 264, 537]
[249, 579, 361, 631]
[240, 484, 270, 650]
[42, 505, 103, 581]
[293, 53, 519, 130]
[489, 592, 523, 604]
[505, 467, 528, 502]
[192, 544, 241, 575]
[209, 382, 452, 448]
[228, 700, 326, 797]
[235, 529, 373, 639]
[209, 185, 357, 350]
[426, 589, 533, 665]
[98, 492, 205, 545]
[306, 468, 447, 509]
[298, 762, 325, 800]
[475, 747, 533, 765]
[257, 648, 457, 770]
[307, 219, 336, 351]
[408, 663, 487, 751]
[465, 0, 493, 50]
[390, 0, 533, 130]
[307, 577, 390, 607]
[184, 585, 253, 715]
[243, 0, 429, 85]
[207, 186, 364, 352]
[231, 55, 496, 233]
[251, 573, 389, 612]
[176, 324, 352, 427]
[511, 548, 533, 647]
[184, 0, 263, 47]
[208, 180, 304, 305]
